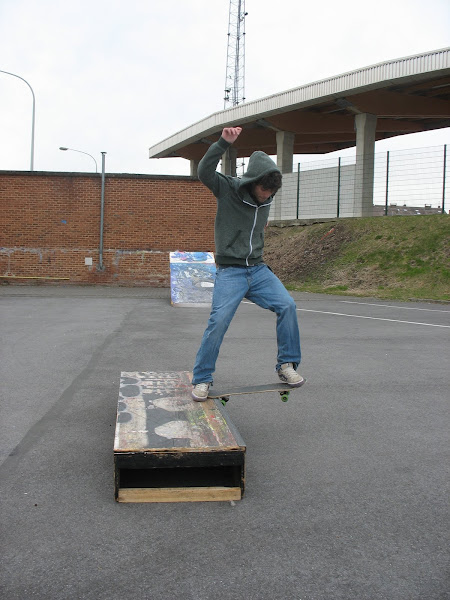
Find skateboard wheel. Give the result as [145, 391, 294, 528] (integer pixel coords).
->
[280, 392, 289, 402]
[221, 396, 229, 406]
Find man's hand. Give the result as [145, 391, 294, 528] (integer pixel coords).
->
[222, 127, 242, 144]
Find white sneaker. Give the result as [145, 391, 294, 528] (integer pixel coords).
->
[192, 382, 211, 402]
[277, 363, 305, 387]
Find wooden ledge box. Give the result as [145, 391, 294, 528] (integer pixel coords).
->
[114, 371, 246, 503]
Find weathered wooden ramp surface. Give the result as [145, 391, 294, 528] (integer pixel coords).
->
[114, 371, 246, 503]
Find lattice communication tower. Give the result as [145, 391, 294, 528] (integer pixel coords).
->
[224, 0, 247, 109]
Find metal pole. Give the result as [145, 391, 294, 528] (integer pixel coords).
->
[337, 157, 341, 218]
[385, 151, 390, 216]
[98, 152, 107, 271]
[296, 163, 300, 220]
[442, 145, 447, 214]
[0, 69, 35, 170]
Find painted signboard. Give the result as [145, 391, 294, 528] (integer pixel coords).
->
[170, 251, 216, 307]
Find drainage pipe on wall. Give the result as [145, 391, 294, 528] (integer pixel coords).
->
[98, 151, 107, 271]
[0, 275, 70, 280]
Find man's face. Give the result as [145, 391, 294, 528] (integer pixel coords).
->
[251, 183, 274, 204]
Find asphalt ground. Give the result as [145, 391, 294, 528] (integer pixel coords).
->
[1, 285, 449, 600]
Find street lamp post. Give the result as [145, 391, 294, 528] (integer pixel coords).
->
[98, 152, 107, 271]
[59, 146, 104, 270]
[59, 147, 98, 172]
[0, 69, 36, 171]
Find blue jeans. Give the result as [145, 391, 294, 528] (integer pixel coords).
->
[192, 264, 301, 384]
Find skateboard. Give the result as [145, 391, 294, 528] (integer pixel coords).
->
[207, 382, 304, 405]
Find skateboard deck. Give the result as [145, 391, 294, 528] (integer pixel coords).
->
[208, 382, 304, 403]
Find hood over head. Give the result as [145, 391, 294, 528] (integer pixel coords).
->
[238, 151, 281, 189]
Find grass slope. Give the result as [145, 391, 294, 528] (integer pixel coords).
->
[264, 214, 449, 301]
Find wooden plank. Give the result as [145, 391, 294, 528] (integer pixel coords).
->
[115, 450, 244, 469]
[115, 371, 243, 453]
[118, 486, 242, 503]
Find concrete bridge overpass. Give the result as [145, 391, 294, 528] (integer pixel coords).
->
[149, 48, 450, 217]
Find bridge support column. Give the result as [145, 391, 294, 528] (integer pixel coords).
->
[190, 160, 199, 177]
[354, 113, 377, 217]
[276, 131, 295, 174]
[273, 131, 295, 220]
[221, 147, 237, 176]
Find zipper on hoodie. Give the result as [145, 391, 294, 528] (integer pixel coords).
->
[242, 196, 273, 266]
[246, 206, 259, 266]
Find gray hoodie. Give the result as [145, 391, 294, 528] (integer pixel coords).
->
[198, 136, 281, 266]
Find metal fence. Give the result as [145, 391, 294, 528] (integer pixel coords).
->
[269, 145, 448, 221]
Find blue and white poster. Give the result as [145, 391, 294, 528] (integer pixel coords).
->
[170, 252, 216, 307]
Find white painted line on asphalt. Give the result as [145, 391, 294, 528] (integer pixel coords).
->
[340, 300, 450, 313]
[242, 300, 450, 327]
[296, 308, 450, 328]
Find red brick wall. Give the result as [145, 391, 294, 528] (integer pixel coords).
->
[0, 171, 216, 286]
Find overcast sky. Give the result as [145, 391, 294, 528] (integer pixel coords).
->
[0, 0, 449, 176]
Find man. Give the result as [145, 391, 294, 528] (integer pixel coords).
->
[191, 126, 304, 401]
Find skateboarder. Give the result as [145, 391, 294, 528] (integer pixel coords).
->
[192, 126, 303, 401]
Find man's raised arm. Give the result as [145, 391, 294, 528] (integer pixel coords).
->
[197, 127, 242, 195]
